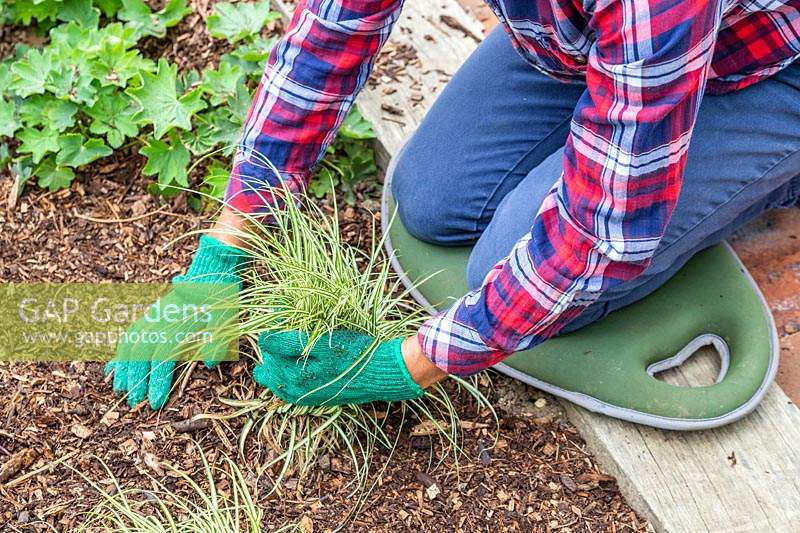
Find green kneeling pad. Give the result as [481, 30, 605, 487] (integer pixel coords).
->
[382, 190, 779, 430]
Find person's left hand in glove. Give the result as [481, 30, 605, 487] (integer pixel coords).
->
[252, 329, 446, 406]
[105, 228, 247, 410]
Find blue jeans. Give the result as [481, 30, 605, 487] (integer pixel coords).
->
[391, 27, 800, 334]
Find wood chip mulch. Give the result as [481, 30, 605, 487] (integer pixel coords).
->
[0, 169, 649, 532]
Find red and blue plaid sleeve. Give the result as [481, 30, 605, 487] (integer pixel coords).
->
[225, 0, 404, 215]
[419, 0, 726, 376]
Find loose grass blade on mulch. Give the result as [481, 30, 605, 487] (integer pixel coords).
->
[75, 443, 268, 533]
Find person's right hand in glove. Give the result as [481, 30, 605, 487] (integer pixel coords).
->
[252, 329, 446, 406]
[105, 228, 247, 410]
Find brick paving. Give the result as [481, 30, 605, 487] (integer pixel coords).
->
[732, 208, 800, 403]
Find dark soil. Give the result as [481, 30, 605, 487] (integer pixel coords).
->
[0, 2, 649, 532]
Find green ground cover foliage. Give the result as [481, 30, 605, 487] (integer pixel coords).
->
[1, 0, 377, 204]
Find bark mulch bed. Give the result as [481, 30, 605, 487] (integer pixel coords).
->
[0, 169, 650, 532]
[0, 1, 650, 531]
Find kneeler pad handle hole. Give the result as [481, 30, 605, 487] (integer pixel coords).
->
[648, 334, 729, 388]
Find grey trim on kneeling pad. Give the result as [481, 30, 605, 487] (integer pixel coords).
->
[645, 333, 730, 383]
[381, 166, 780, 431]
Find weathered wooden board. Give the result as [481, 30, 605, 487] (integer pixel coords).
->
[354, 0, 483, 166]
[273, 0, 800, 530]
[568, 348, 800, 532]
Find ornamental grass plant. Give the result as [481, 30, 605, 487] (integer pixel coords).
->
[197, 173, 496, 502]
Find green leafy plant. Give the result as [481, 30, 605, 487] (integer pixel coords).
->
[207, 0, 280, 44]
[2, 0, 113, 26]
[3, 0, 379, 205]
[127, 58, 206, 139]
[86, 88, 139, 148]
[200, 160, 230, 199]
[140, 130, 192, 194]
[2, 13, 158, 191]
[0, 0, 282, 196]
[218, 35, 277, 80]
[117, 0, 191, 39]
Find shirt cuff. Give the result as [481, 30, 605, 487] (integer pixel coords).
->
[224, 160, 308, 217]
[417, 304, 509, 377]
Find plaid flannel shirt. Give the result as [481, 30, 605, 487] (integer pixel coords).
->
[226, 0, 800, 376]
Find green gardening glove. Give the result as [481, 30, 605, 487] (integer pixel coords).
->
[105, 235, 246, 409]
[253, 330, 423, 406]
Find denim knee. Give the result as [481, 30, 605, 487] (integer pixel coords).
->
[389, 145, 472, 245]
[390, 155, 441, 244]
